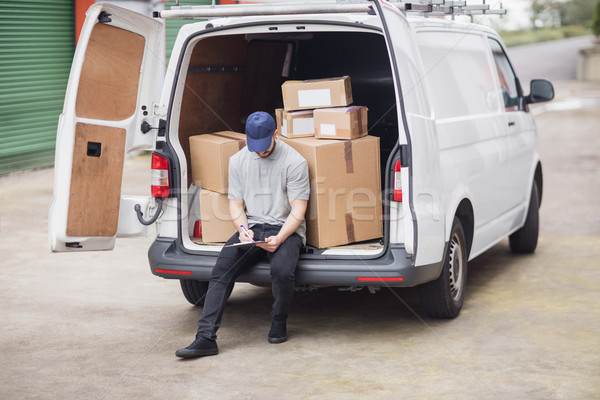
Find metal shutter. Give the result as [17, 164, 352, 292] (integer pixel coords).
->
[0, 0, 74, 174]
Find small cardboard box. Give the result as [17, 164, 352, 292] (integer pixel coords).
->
[275, 109, 315, 139]
[281, 135, 382, 248]
[281, 76, 353, 111]
[198, 189, 235, 243]
[189, 131, 246, 194]
[314, 106, 368, 140]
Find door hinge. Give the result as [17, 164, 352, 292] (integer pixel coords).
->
[153, 103, 167, 117]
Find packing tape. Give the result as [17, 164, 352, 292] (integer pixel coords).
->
[356, 107, 363, 133]
[345, 213, 356, 243]
[344, 141, 353, 174]
[211, 132, 246, 151]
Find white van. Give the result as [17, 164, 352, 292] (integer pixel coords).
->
[49, 1, 554, 318]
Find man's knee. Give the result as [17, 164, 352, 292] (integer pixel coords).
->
[211, 251, 242, 281]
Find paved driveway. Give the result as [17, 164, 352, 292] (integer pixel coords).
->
[1, 80, 599, 399]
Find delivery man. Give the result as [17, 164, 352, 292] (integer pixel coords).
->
[176, 111, 310, 358]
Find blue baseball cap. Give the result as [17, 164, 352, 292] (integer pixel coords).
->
[245, 111, 276, 152]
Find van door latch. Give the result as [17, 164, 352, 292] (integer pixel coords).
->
[141, 119, 166, 136]
[141, 121, 156, 134]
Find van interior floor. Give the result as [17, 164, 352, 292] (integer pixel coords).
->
[190, 237, 384, 252]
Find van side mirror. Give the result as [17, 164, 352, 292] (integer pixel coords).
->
[526, 79, 554, 104]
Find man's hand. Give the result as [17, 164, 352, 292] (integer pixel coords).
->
[256, 198, 307, 253]
[239, 228, 254, 243]
[257, 235, 282, 252]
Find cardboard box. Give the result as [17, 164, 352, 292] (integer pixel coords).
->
[198, 189, 235, 243]
[275, 109, 315, 139]
[314, 106, 368, 140]
[281, 135, 382, 248]
[189, 131, 246, 194]
[281, 76, 353, 111]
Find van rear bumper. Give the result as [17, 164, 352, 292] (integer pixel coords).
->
[148, 237, 442, 287]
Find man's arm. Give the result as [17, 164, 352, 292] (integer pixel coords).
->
[229, 199, 253, 242]
[257, 198, 308, 252]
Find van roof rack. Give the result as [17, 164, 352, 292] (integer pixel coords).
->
[404, 1, 506, 18]
[154, 1, 506, 20]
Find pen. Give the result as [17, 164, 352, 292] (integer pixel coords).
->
[240, 225, 253, 241]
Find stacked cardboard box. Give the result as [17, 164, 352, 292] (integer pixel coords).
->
[275, 109, 315, 138]
[197, 189, 235, 243]
[314, 106, 368, 140]
[280, 77, 368, 140]
[281, 135, 382, 249]
[281, 76, 353, 111]
[189, 131, 245, 242]
[279, 77, 379, 247]
[189, 131, 246, 193]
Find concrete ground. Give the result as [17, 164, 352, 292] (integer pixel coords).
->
[1, 80, 599, 400]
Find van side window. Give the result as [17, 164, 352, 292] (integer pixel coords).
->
[416, 32, 497, 119]
[488, 38, 520, 111]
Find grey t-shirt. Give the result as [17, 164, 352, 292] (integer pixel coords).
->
[228, 140, 310, 243]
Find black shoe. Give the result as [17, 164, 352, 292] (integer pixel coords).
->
[268, 321, 287, 344]
[175, 336, 218, 358]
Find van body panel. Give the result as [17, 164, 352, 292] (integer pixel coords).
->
[375, 1, 448, 266]
[413, 26, 536, 258]
[506, 152, 542, 237]
[486, 36, 538, 216]
[436, 115, 512, 235]
[49, 3, 165, 251]
[405, 114, 444, 265]
[469, 149, 541, 261]
[506, 112, 537, 206]
[470, 201, 528, 259]
[149, 237, 442, 287]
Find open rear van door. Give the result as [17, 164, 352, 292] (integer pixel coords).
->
[372, 0, 446, 266]
[49, 4, 165, 251]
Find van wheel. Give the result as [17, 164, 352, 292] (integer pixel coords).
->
[418, 217, 467, 319]
[179, 280, 209, 306]
[509, 184, 539, 254]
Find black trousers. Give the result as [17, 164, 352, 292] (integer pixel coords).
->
[196, 224, 303, 341]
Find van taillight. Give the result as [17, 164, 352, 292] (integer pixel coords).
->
[393, 159, 402, 202]
[151, 152, 170, 198]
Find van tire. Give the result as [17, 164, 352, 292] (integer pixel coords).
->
[509, 184, 539, 254]
[418, 217, 468, 319]
[180, 280, 209, 306]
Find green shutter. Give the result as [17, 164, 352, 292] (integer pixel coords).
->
[164, 0, 212, 62]
[0, 0, 74, 174]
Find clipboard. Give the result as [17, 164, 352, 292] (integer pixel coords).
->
[224, 240, 267, 248]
